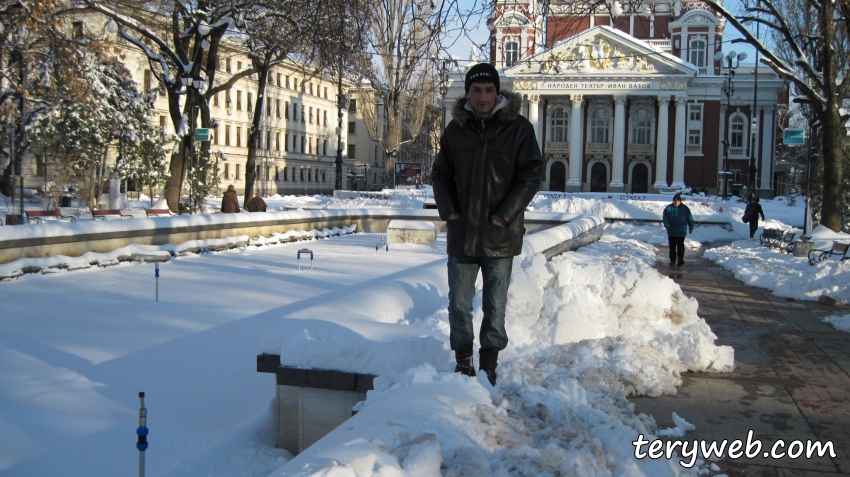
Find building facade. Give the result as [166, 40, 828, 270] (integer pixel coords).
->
[444, 0, 788, 196]
[12, 12, 358, 199]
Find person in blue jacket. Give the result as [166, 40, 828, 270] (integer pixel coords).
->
[662, 193, 695, 266]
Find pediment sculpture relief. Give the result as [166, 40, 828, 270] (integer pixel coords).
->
[542, 37, 656, 74]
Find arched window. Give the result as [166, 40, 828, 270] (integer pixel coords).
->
[590, 108, 610, 143]
[730, 114, 746, 148]
[505, 41, 519, 67]
[689, 38, 706, 67]
[631, 108, 652, 144]
[550, 107, 569, 142]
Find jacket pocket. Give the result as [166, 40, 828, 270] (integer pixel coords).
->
[481, 220, 519, 254]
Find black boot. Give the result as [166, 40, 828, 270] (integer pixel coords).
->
[454, 343, 475, 377]
[479, 348, 499, 386]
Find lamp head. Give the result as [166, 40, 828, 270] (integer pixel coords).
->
[737, 52, 748, 61]
[714, 51, 724, 62]
[197, 21, 211, 36]
[611, 0, 623, 17]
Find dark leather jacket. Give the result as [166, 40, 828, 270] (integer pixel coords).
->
[432, 91, 542, 257]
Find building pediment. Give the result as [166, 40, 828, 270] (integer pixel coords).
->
[505, 26, 697, 77]
[496, 11, 531, 27]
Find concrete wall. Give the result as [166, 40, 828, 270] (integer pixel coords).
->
[0, 210, 577, 265]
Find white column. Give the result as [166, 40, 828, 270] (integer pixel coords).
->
[760, 106, 774, 190]
[654, 95, 670, 188]
[610, 95, 627, 189]
[671, 95, 688, 188]
[568, 95, 584, 190]
[527, 95, 542, 151]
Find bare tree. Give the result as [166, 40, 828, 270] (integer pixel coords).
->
[703, 0, 848, 231]
[357, 0, 462, 187]
[237, 0, 318, 203]
[76, 0, 266, 212]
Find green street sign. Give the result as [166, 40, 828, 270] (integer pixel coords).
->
[194, 128, 211, 142]
[783, 128, 805, 145]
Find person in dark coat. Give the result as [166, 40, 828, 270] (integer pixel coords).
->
[662, 193, 695, 266]
[220, 185, 240, 213]
[245, 192, 267, 212]
[743, 197, 765, 238]
[431, 62, 543, 386]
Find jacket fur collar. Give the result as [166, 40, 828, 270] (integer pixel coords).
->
[451, 90, 523, 128]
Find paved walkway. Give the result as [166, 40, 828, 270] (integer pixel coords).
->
[633, 242, 850, 477]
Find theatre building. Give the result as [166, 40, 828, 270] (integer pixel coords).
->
[446, 0, 788, 196]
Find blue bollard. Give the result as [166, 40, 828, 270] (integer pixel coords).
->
[137, 392, 148, 477]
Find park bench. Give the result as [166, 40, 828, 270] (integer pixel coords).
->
[759, 228, 783, 248]
[774, 231, 798, 253]
[25, 209, 76, 224]
[144, 209, 172, 218]
[808, 242, 850, 266]
[93, 209, 134, 220]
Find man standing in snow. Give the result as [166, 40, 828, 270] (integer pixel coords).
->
[431, 62, 543, 386]
[662, 193, 695, 266]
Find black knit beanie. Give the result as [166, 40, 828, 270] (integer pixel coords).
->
[464, 63, 500, 95]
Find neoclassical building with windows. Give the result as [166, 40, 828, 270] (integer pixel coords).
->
[444, 0, 787, 196]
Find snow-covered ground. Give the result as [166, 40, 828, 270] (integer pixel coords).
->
[0, 191, 845, 477]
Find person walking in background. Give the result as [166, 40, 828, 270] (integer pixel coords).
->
[742, 197, 765, 238]
[220, 185, 240, 213]
[662, 193, 695, 266]
[431, 62, 543, 386]
[245, 192, 267, 212]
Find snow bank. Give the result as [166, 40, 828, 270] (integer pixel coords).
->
[520, 216, 604, 256]
[270, 236, 732, 476]
[823, 314, 850, 333]
[704, 239, 850, 302]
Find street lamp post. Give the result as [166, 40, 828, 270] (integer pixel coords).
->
[301, 165, 311, 196]
[714, 50, 747, 199]
[746, 5, 761, 196]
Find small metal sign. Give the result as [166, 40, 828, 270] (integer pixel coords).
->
[194, 128, 211, 142]
[783, 128, 805, 145]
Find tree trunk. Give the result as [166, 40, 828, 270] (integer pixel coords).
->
[818, 0, 844, 231]
[244, 66, 270, 204]
[165, 143, 188, 213]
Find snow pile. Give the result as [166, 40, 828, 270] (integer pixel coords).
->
[823, 314, 850, 333]
[272, 236, 733, 476]
[703, 237, 850, 303]
[505, 236, 733, 378]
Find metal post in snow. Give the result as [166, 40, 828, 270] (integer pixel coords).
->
[155, 263, 160, 302]
[137, 392, 148, 477]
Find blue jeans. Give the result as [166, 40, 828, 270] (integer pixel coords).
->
[447, 255, 513, 351]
